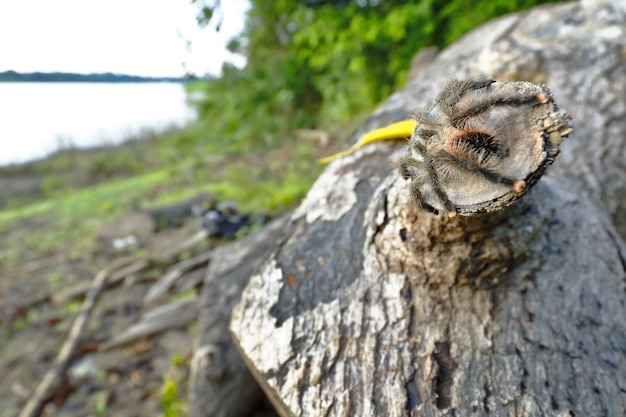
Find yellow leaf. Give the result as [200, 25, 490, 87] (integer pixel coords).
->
[318, 119, 416, 164]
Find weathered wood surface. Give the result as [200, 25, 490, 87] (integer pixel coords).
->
[189, 215, 289, 417]
[229, 1, 626, 416]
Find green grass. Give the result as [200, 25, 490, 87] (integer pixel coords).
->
[207, 162, 319, 212]
[0, 128, 324, 267]
[0, 170, 177, 265]
[0, 170, 169, 230]
[183, 80, 210, 94]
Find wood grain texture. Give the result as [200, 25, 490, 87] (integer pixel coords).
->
[230, 1, 626, 416]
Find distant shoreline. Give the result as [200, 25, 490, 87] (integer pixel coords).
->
[0, 70, 188, 83]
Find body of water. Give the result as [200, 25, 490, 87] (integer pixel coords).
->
[0, 82, 197, 165]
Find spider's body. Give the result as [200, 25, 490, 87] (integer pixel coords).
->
[397, 78, 567, 217]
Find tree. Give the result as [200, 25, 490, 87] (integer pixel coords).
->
[193, 0, 560, 152]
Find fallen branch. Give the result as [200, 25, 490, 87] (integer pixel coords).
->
[53, 231, 210, 305]
[144, 250, 214, 303]
[153, 230, 209, 261]
[15, 207, 217, 416]
[52, 257, 149, 304]
[100, 297, 198, 350]
[18, 268, 112, 417]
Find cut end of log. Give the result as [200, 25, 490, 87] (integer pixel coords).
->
[398, 79, 573, 216]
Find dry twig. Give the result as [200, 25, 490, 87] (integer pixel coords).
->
[18, 268, 112, 417]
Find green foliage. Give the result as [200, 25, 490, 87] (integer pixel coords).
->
[93, 391, 109, 416]
[160, 373, 185, 417]
[159, 354, 190, 417]
[201, 63, 317, 153]
[198, 0, 560, 151]
[205, 139, 324, 213]
[63, 301, 83, 314]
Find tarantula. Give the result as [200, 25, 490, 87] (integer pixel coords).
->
[397, 78, 556, 217]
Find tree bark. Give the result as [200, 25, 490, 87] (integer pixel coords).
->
[229, 1, 626, 416]
[190, 215, 289, 417]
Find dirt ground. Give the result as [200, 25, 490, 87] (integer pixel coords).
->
[0, 211, 276, 417]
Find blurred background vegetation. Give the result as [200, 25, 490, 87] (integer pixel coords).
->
[197, 0, 559, 152]
[1, 0, 560, 265]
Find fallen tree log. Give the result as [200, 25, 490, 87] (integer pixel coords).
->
[229, 1, 626, 416]
[190, 215, 290, 417]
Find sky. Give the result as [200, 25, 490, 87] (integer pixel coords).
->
[0, 0, 249, 78]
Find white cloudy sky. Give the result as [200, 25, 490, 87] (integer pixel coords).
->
[0, 0, 249, 77]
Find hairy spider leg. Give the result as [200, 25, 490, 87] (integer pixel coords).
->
[423, 152, 458, 217]
[468, 79, 497, 90]
[449, 93, 547, 128]
[397, 139, 428, 179]
[436, 149, 526, 192]
[413, 139, 428, 155]
[414, 112, 444, 139]
[437, 78, 495, 116]
[407, 135, 457, 216]
[397, 154, 417, 180]
[412, 187, 440, 214]
[396, 155, 439, 214]
[417, 127, 439, 140]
